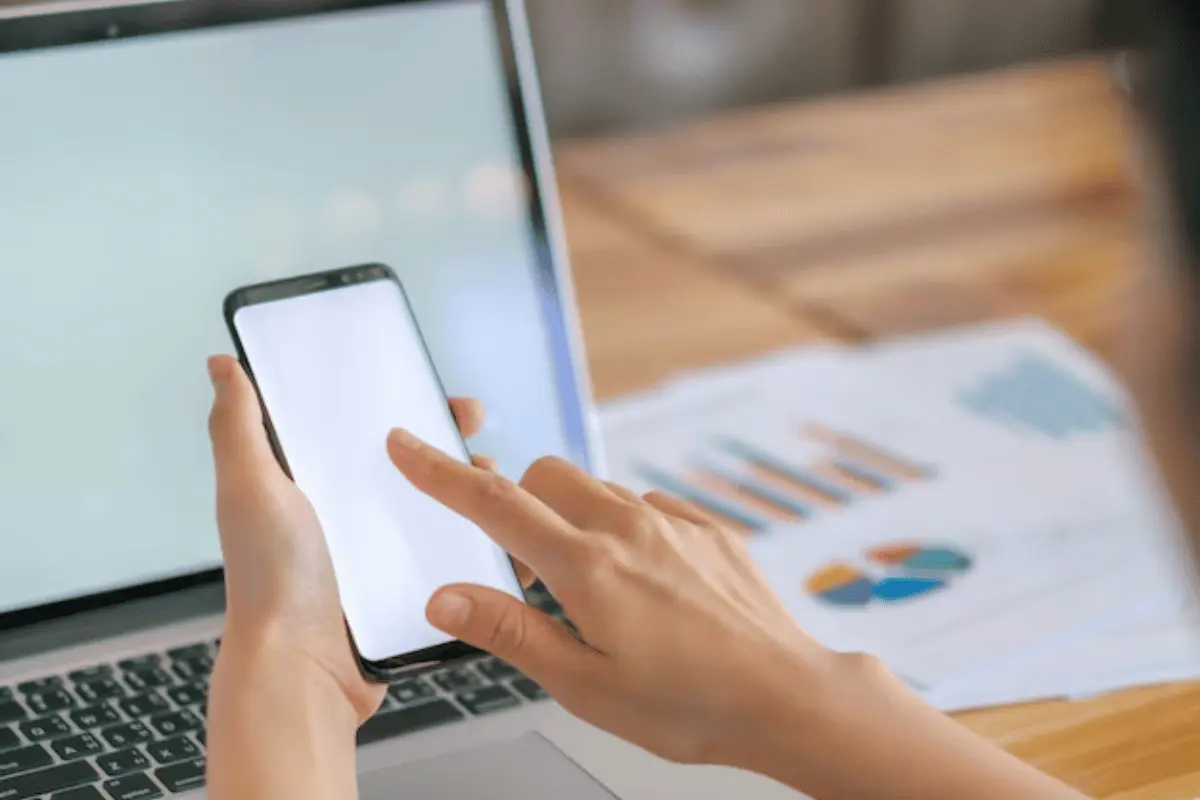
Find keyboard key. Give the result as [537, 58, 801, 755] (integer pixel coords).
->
[51, 785, 105, 800]
[0, 744, 52, 777]
[0, 704, 24, 726]
[76, 678, 126, 703]
[50, 733, 103, 761]
[165, 685, 205, 709]
[119, 694, 169, 720]
[510, 677, 548, 701]
[456, 685, 520, 716]
[175, 656, 213, 677]
[153, 758, 205, 793]
[0, 759, 97, 799]
[100, 721, 153, 750]
[15, 677, 63, 695]
[102, 773, 163, 800]
[165, 643, 209, 662]
[19, 715, 71, 742]
[0, 690, 11, 704]
[476, 658, 520, 682]
[145, 736, 199, 766]
[168, 652, 212, 681]
[356, 700, 464, 746]
[121, 669, 172, 693]
[70, 704, 121, 730]
[116, 656, 160, 672]
[167, 662, 195, 683]
[67, 666, 113, 684]
[387, 679, 434, 707]
[0, 729, 18, 753]
[147, 711, 201, 739]
[75, 679, 125, 706]
[194, 730, 205, 748]
[96, 748, 149, 777]
[25, 690, 75, 716]
[428, 667, 483, 694]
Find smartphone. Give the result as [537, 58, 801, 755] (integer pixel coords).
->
[223, 264, 525, 681]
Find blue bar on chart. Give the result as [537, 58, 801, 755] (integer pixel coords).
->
[691, 461, 815, 519]
[827, 457, 898, 491]
[635, 464, 769, 533]
[957, 351, 1125, 439]
[712, 437, 856, 505]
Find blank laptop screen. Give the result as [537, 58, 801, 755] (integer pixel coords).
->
[0, 1, 585, 619]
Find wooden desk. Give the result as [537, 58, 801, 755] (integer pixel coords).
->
[556, 184, 834, 398]
[555, 58, 1200, 799]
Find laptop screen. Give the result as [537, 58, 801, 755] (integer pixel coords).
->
[0, 1, 589, 621]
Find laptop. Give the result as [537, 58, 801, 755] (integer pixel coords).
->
[0, 0, 799, 797]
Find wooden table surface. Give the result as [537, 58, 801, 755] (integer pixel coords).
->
[553, 58, 1200, 799]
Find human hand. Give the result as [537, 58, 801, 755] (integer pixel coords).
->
[386, 432, 845, 769]
[205, 355, 493, 722]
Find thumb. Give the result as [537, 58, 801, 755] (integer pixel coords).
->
[207, 355, 282, 488]
[427, 585, 596, 685]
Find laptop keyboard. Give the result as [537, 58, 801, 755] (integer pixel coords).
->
[0, 641, 548, 799]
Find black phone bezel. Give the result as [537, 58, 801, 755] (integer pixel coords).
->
[223, 263, 525, 681]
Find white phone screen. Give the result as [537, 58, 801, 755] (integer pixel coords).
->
[232, 278, 523, 662]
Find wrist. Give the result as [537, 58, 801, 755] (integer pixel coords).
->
[206, 625, 362, 800]
[211, 622, 360, 736]
[735, 651, 1083, 800]
[731, 649, 915, 793]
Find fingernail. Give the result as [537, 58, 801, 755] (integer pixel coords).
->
[428, 590, 473, 629]
[388, 428, 421, 451]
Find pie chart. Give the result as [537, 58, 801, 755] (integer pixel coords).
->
[804, 542, 972, 608]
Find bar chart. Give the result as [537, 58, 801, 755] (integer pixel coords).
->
[632, 423, 937, 535]
[957, 351, 1125, 439]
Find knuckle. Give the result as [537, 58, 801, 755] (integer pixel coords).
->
[608, 503, 643, 534]
[704, 516, 738, 542]
[474, 471, 522, 508]
[406, 452, 443, 490]
[471, 454, 498, 473]
[641, 490, 669, 507]
[487, 604, 529, 655]
[206, 404, 226, 442]
[613, 504, 664, 543]
[519, 455, 569, 490]
[837, 651, 891, 684]
[660, 518, 693, 551]
[580, 539, 623, 586]
[420, 452, 448, 481]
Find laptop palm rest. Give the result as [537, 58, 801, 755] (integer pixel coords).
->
[360, 732, 623, 799]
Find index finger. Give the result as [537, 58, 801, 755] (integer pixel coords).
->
[386, 428, 584, 577]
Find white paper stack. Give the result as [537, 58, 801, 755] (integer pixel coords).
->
[598, 318, 1200, 711]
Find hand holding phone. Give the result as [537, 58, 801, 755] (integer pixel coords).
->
[222, 264, 525, 681]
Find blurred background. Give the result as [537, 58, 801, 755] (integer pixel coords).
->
[0, 0, 1141, 136]
[529, 0, 1138, 136]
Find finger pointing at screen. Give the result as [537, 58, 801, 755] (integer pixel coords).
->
[384, 426, 834, 768]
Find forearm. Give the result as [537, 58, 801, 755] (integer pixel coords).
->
[743, 654, 1089, 800]
[207, 632, 360, 800]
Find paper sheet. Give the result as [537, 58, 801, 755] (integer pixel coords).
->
[597, 317, 1200, 705]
